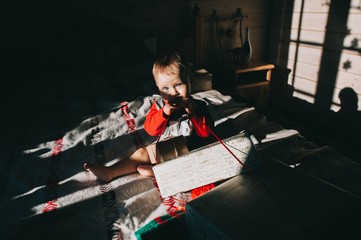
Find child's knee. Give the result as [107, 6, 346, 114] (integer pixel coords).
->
[130, 147, 150, 162]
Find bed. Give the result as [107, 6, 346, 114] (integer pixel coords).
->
[2, 17, 361, 240]
[2, 70, 361, 239]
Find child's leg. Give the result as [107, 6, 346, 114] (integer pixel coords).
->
[84, 147, 152, 182]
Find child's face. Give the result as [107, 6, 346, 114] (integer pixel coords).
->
[155, 71, 188, 100]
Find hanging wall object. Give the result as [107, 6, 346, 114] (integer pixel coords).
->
[241, 27, 252, 64]
[210, 8, 249, 65]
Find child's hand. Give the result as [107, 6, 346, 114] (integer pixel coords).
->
[163, 97, 196, 117]
[163, 98, 181, 115]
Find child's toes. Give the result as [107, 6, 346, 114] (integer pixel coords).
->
[137, 165, 155, 177]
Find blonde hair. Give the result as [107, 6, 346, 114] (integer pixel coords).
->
[152, 52, 191, 93]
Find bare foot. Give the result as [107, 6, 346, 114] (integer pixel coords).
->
[83, 162, 113, 183]
[137, 164, 155, 177]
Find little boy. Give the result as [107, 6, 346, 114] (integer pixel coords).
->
[84, 52, 213, 182]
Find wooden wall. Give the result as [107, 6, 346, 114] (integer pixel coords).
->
[267, 0, 361, 128]
[190, 0, 272, 66]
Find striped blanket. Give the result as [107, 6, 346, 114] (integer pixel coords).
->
[0, 88, 250, 240]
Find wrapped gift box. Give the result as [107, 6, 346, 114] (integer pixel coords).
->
[153, 132, 260, 198]
[185, 160, 361, 240]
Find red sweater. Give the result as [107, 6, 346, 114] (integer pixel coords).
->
[144, 101, 212, 138]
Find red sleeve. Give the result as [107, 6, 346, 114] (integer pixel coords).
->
[189, 98, 214, 138]
[144, 102, 168, 136]
[190, 115, 213, 138]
